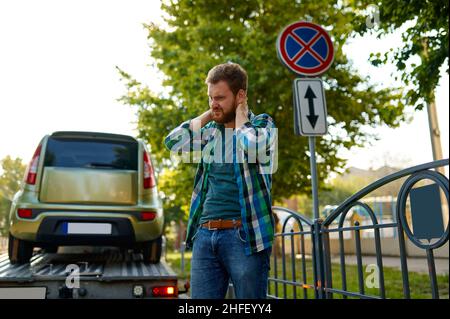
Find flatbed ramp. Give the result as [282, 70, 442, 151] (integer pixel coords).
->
[0, 250, 179, 299]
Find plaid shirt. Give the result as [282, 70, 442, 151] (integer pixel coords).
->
[164, 111, 276, 255]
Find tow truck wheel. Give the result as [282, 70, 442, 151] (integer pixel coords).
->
[8, 233, 33, 264]
[142, 236, 162, 264]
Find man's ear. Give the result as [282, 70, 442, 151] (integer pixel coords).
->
[237, 89, 246, 104]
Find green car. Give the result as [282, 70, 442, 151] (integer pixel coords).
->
[8, 131, 164, 264]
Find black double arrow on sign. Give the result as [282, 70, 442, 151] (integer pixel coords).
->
[304, 86, 319, 129]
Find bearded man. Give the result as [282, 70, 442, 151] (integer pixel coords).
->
[165, 62, 277, 299]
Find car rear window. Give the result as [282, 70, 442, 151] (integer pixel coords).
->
[44, 137, 138, 170]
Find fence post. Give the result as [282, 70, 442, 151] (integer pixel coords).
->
[180, 241, 185, 278]
[313, 218, 326, 299]
[322, 226, 333, 299]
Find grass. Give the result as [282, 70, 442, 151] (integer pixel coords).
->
[166, 250, 449, 299]
[267, 255, 449, 299]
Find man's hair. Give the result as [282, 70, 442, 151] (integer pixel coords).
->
[205, 62, 248, 95]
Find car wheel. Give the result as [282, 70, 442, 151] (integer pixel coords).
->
[8, 233, 34, 264]
[142, 236, 162, 264]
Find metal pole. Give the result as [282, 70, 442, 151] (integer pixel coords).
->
[426, 97, 448, 227]
[422, 39, 445, 175]
[309, 136, 325, 298]
[427, 100, 444, 169]
[309, 136, 320, 220]
[180, 242, 185, 278]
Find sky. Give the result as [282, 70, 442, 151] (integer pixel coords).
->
[0, 0, 448, 173]
[341, 29, 449, 171]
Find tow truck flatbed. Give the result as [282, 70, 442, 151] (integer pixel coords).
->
[0, 249, 179, 299]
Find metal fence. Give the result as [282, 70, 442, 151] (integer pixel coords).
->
[269, 159, 449, 299]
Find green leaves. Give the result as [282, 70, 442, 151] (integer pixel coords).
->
[119, 0, 410, 220]
[0, 156, 26, 236]
[354, 0, 449, 107]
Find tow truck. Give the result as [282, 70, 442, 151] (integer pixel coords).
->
[0, 243, 188, 299]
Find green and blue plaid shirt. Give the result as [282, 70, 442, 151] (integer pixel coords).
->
[164, 111, 277, 255]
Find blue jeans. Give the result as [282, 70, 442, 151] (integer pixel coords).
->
[190, 226, 272, 299]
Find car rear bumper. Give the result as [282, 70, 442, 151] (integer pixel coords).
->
[10, 208, 164, 244]
[35, 216, 136, 246]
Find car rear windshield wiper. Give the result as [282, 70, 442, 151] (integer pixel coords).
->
[84, 162, 122, 169]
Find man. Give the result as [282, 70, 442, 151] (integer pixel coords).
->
[165, 62, 277, 299]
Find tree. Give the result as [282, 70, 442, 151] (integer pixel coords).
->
[0, 156, 26, 236]
[352, 0, 449, 109]
[119, 0, 408, 223]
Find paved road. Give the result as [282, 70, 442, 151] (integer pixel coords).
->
[331, 255, 449, 275]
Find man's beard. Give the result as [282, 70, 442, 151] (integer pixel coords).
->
[212, 99, 237, 124]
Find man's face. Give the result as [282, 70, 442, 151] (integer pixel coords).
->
[207, 80, 237, 125]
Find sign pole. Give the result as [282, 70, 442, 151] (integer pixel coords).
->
[308, 136, 320, 220]
[277, 19, 335, 300]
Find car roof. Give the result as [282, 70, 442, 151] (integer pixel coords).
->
[50, 131, 138, 143]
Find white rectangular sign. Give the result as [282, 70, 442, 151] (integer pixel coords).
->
[293, 78, 328, 136]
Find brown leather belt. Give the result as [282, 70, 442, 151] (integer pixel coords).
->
[201, 219, 242, 230]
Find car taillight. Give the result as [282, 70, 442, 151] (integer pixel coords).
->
[151, 286, 177, 297]
[143, 151, 156, 189]
[26, 144, 42, 185]
[18, 208, 33, 219]
[141, 211, 157, 221]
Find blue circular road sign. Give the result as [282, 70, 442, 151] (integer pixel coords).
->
[277, 21, 334, 76]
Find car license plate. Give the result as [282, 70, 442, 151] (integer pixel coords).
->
[63, 223, 112, 235]
[0, 287, 47, 299]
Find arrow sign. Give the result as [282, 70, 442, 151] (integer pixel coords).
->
[304, 86, 319, 128]
[293, 78, 328, 136]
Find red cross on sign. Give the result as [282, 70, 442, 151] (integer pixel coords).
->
[276, 21, 334, 76]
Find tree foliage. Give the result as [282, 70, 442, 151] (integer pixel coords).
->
[0, 156, 26, 236]
[119, 0, 408, 222]
[352, 0, 449, 109]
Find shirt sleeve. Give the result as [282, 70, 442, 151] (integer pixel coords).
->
[164, 119, 211, 154]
